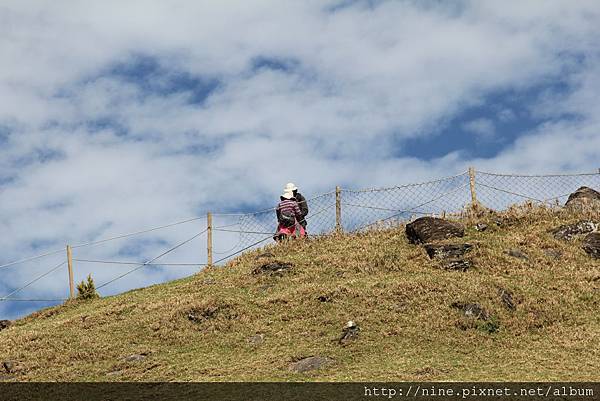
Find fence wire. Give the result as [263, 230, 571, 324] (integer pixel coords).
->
[475, 171, 600, 210]
[340, 173, 470, 231]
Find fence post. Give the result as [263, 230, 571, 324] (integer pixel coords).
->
[468, 167, 478, 209]
[66, 245, 74, 299]
[207, 212, 213, 267]
[335, 186, 342, 233]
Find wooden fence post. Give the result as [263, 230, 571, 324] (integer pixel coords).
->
[207, 212, 213, 267]
[66, 245, 74, 299]
[335, 186, 342, 233]
[468, 167, 478, 209]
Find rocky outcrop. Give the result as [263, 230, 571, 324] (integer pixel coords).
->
[552, 221, 598, 241]
[405, 217, 464, 244]
[565, 186, 600, 211]
[582, 233, 600, 259]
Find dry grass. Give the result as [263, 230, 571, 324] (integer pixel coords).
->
[0, 204, 599, 382]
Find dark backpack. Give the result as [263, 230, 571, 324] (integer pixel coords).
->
[279, 211, 296, 227]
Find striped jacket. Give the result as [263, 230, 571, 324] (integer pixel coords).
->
[276, 199, 303, 224]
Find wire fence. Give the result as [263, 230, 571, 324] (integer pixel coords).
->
[1, 168, 598, 315]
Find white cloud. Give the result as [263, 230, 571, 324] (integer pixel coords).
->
[462, 118, 496, 140]
[1, 0, 600, 318]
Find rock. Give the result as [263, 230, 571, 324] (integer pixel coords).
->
[123, 353, 147, 362]
[497, 288, 516, 311]
[0, 320, 12, 331]
[289, 356, 332, 373]
[317, 295, 332, 303]
[202, 278, 215, 285]
[248, 334, 264, 346]
[582, 233, 600, 259]
[542, 248, 562, 260]
[441, 259, 472, 271]
[552, 221, 598, 241]
[2, 361, 19, 374]
[424, 243, 472, 259]
[338, 321, 360, 345]
[451, 302, 490, 320]
[565, 186, 600, 211]
[506, 248, 528, 260]
[187, 306, 219, 323]
[475, 223, 488, 232]
[252, 261, 293, 275]
[406, 217, 464, 244]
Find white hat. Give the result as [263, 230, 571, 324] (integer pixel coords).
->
[284, 182, 298, 192]
[281, 190, 294, 199]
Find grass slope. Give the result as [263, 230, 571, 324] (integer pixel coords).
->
[0, 205, 599, 381]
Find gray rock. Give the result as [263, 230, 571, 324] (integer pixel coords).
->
[582, 233, 600, 259]
[253, 261, 293, 275]
[475, 223, 488, 232]
[552, 221, 598, 241]
[506, 248, 528, 260]
[2, 361, 17, 374]
[542, 248, 562, 260]
[289, 356, 332, 373]
[565, 186, 600, 211]
[451, 302, 490, 320]
[441, 259, 472, 271]
[123, 354, 147, 362]
[248, 334, 264, 346]
[424, 243, 472, 259]
[405, 217, 464, 244]
[498, 288, 516, 311]
[0, 320, 12, 331]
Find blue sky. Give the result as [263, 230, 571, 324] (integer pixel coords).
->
[1, 0, 600, 319]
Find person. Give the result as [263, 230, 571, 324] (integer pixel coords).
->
[284, 182, 308, 230]
[275, 190, 305, 240]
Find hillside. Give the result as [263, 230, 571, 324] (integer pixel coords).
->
[0, 204, 599, 382]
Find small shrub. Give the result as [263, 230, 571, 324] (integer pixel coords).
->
[76, 274, 99, 300]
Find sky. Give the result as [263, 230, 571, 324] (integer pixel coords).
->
[1, 0, 600, 319]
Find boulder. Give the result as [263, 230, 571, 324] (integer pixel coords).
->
[0, 320, 12, 331]
[565, 186, 600, 211]
[405, 217, 464, 244]
[424, 243, 472, 259]
[506, 248, 528, 260]
[2, 361, 21, 374]
[475, 223, 488, 232]
[552, 221, 598, 241]
[289, 356, 332, 373]
[247, 334, 264, 346]
[252, 261, 293, 275]
[582, 233, 600, 259]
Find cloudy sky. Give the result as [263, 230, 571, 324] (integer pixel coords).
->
[1, 0, 600, 318]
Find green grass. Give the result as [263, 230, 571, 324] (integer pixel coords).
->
[1, 204, 599, 381]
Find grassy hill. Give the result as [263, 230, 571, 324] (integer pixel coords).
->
[0, 205, 599, 381]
